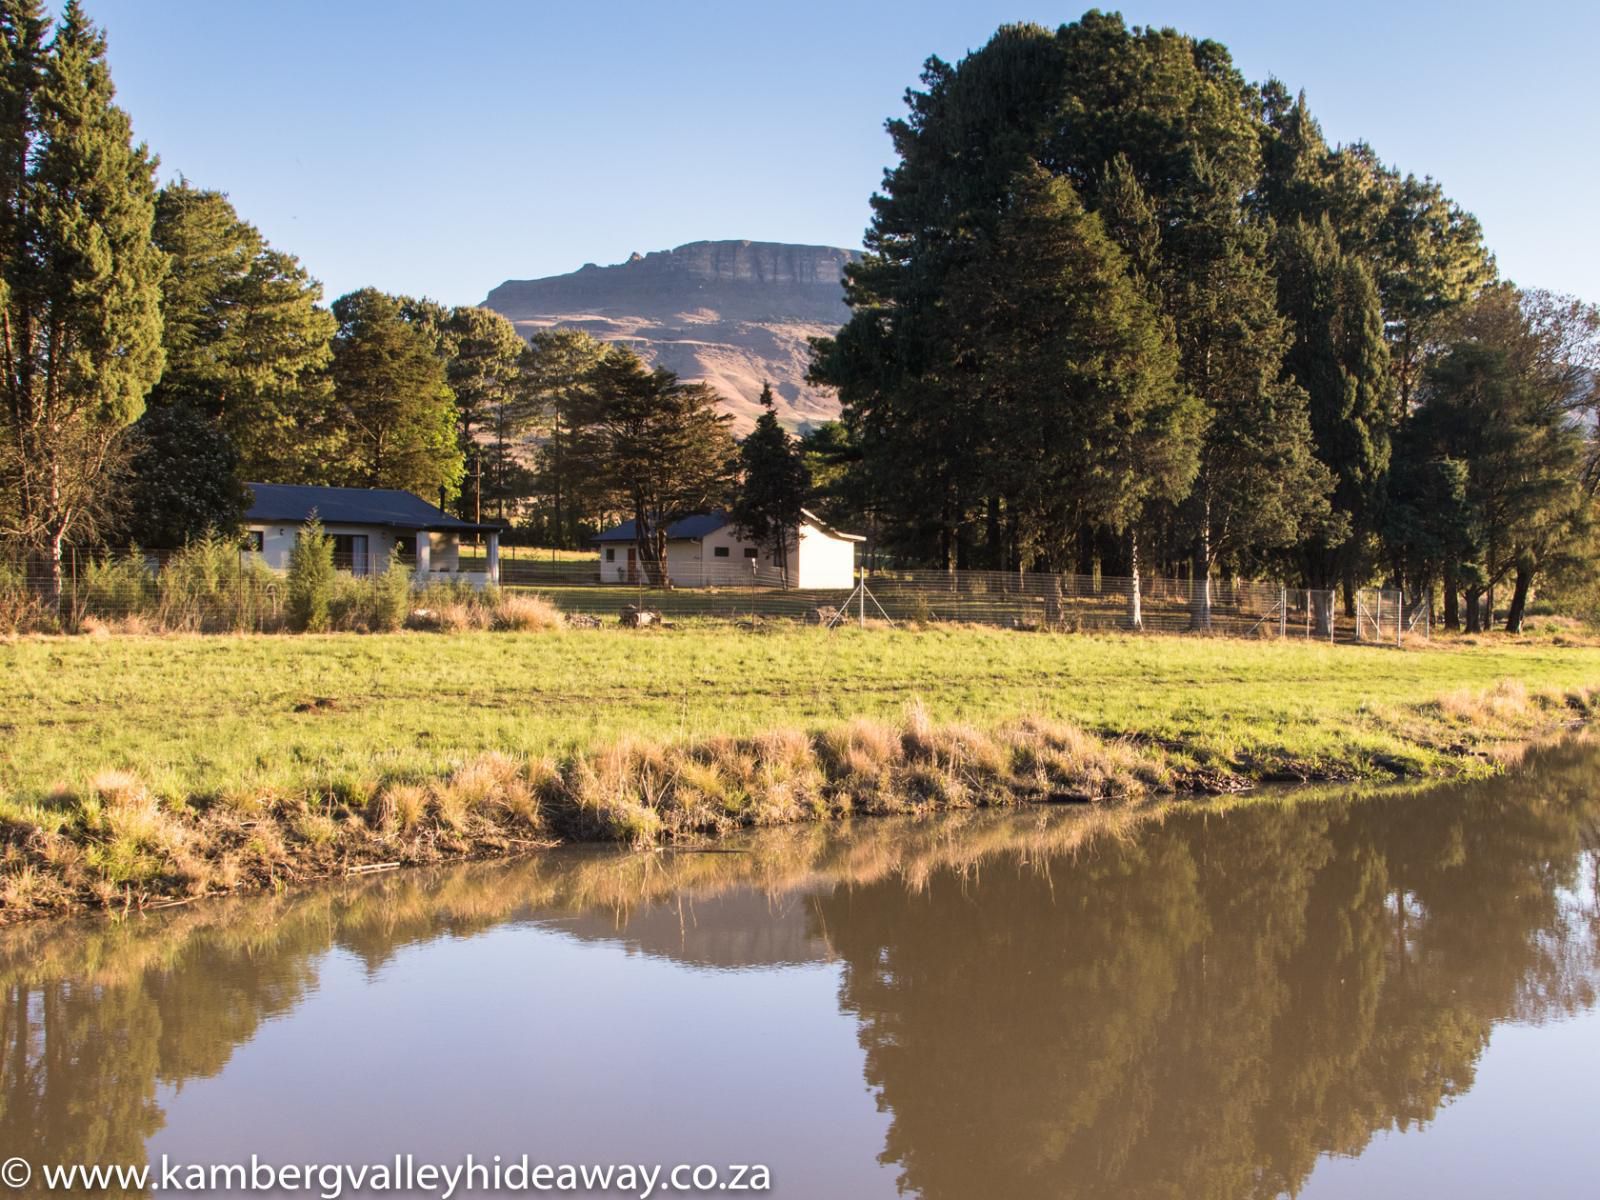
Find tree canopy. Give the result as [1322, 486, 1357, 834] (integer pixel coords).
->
[0, 0, 166, 591]
[328, 288, 463, 502]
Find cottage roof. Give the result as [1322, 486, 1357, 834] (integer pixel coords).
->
[244, 484, 496, 533]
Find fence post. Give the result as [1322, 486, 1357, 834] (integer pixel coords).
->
[859, 565, 866, 628]
[1279, 587, 1286, 639]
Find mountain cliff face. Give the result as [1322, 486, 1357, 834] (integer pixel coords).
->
[483, 240, 859, 431]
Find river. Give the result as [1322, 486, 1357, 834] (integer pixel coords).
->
[2, 738, 1597, 1198]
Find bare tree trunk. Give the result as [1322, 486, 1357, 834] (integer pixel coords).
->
[1311, 587, 1334, 639]
[47, 527, 65, 612]
[1464, 587, 1482, 634]
[1443, 564, 1460, 631]
[1128, 529, 1143, 631]
[1190, 502, 1212, 631]
[1504, 560, 1533, 634]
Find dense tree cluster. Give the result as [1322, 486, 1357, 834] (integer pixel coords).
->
[2, 5, 1596, 629]
[808, 13, 1599, 629]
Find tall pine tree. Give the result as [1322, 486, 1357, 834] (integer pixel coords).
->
[732, 382, 811, 581]
[328, 288, 462, 502]
[1274, 216, 1392, 605]
[0, 1, 165, 597]
[557, 347, 733, 585]
[147, 181, 337, 484]
[950, 163, 1201, 621]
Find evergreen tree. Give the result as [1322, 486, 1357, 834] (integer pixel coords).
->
[731, 382, 811, 580]
[524, 328, 610, 545]
[811, 14, 1330, 587]
[1274, 216, 1393, 602]
[148, 181, 337, 483]
[0, 1, 165, 599]
[951, 163, 1201, 620]
[116, 402, 248, 547]
[557, 347, 733, 585]
[1372, 174, 1497, 415]
[1417, 288, 1590, 631]
[328, 289, 462, 501]
[440, 305, 523, 521]
[1255, 81, 1331, 227]
[1163, 168, 1336, 625]
[1382, 426, 1475, 629]
[797, 421, 867, 534]
[286, 514, 334, 632]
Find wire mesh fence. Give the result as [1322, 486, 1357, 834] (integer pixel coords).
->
[1, 545, 1421, 643]
[496, 561, 1413, 642]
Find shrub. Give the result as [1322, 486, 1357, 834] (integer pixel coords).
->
[81, 552, 154, 622]
[370, 565, 413, 632]
[287, 516, 336, 632]
[329, 567, 414, 633]
[157, 535, 281, 631]
[0, 574, 57, 632]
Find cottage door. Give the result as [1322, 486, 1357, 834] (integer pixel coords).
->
[626, 547, 638, 584]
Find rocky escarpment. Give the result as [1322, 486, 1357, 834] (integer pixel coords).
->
[483, 240, 860, 431]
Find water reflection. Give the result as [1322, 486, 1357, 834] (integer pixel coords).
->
[1, 740, 1596, 1198]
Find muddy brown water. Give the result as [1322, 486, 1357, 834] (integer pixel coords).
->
[2, 739, 1598, 1198]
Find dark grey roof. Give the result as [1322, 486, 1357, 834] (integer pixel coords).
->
[244, 484, 495, 533]
[593, 513, 732, 543]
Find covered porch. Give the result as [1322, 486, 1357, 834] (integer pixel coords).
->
[396, 527, 502, 587]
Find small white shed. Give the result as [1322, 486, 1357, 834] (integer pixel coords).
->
[244, 483, 502, 586]
[593, 509, 862, 589]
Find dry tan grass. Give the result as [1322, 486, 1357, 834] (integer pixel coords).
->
[3, 677, 1596, 922]
[381, 783, 429, 834]
[493, 593, 564, 631]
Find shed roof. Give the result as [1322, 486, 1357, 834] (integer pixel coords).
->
[593, 510, 866, 544]
[800, 508, 866, 542]
[244, 484, 495, 533]
[592, 513, 732, 543]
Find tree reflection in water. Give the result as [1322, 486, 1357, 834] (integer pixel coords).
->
[1, 739, 1595, 1199]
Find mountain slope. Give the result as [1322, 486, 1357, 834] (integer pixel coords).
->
[483, 240, 859, 431]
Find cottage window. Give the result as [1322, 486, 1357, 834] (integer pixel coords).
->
[605, 548, 615, 562]
[713, 546, 730, 558]
[245, 530, 264, 553]
[743, 547, 758, 559]
[329, 533, 370, 576]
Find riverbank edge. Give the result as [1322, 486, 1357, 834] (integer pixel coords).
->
[2, 677, 1595, 923]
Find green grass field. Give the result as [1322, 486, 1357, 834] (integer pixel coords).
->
[5, 626, 1600, 806]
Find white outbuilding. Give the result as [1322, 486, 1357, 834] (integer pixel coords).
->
[593, 510, 862, 589]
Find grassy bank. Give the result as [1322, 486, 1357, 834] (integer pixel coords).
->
[2, 627, 1599, 919]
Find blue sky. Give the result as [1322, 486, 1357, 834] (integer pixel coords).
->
[85, 1, 1599, 307]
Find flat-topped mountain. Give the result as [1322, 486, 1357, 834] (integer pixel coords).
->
[483, 240, 860, 431]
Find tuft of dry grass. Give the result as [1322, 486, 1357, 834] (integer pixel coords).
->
[382, 783, 429, 834]
[493, 593, 564, 632]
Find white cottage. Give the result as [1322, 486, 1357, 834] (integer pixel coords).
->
[593, 510, 862, 589]
[244, 484, 501, 585]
